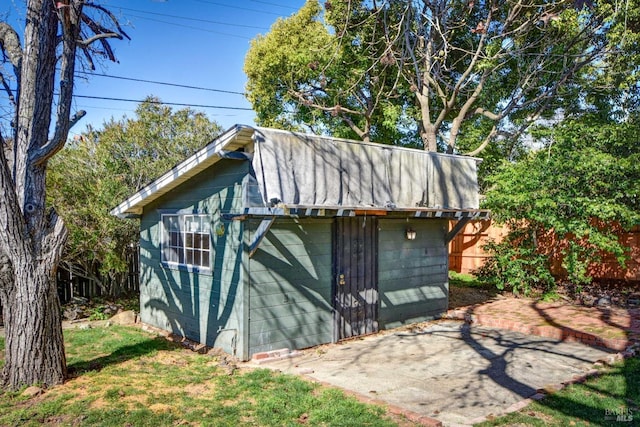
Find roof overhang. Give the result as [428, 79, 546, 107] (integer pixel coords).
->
[222, 204, 491, 221]
[110, 124, 256, 218]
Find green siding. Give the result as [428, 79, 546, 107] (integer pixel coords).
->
[138, 160, 248, 358]
[248, 219, 333, 356]
[377, 218, 449, 328]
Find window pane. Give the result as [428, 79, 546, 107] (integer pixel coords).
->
[193, 234, 202, 249]
[163, 215, 180, 232]
[170, 232, 179, 247]
[186, 233, 194, 249]
[193, 250, 201, 266]
[163, 247, 178, 263]
[185, 216, 199, 232]
[201, 250, 210, 268]
[202, 237, 210, 250]
[186, 249, 193, 265]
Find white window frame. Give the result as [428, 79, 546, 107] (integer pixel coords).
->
[161, 213, 211, 270]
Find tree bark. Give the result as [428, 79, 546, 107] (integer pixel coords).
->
[0, 0, 69, 390]
[1, 0, 126, 390]
[1, 261, 67, 388]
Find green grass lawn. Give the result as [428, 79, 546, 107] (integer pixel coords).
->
[479, 357, 640, 426]
[448, 271, 490, 288]
[0, 326, 402, 427]
[1, 324, 639, 426]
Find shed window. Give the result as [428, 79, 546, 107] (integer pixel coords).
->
[161, 214, 211, 269]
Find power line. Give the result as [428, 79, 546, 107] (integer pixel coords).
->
[125, 14, 252, 39]
[192, 0, 283, 16]
[249, 0, 299, 11]
[72, 94, 254, 111]
[74, 71, 246, 96]
[115, 6, 269, 30]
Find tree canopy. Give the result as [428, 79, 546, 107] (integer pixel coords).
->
[47, 99, 222, 295]
[478, 114, 640, 293]
[244, 0, 420, 146]
[245, 0, 640, 153]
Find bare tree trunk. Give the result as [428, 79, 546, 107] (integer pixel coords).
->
[0, 0, 70, 390]
[420, 122, 438, 152]
[0, 0, 126, 390]
[1, 139, 68, 389]
[2, 263, 66, 388]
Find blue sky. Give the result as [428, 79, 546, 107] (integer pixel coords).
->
[1, 0, 307, 138]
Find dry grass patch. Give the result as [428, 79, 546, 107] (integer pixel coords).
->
[0, 325, 405, 426]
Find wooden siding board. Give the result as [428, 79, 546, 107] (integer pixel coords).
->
[248, 218, 333, 356]
[247, 254, 333, 277]
[139, 160, 248, 357]
[249, 323, 333, 351]
[378, 254, 448, 272]
[249, 332, 332, 355]
[249, 290, 332, 310]
[249, 278, 332, 298]
[252, 245, 331, 272]
[249, 310, 331, 333]
[377, 219, 449, 327]
[379, 272, 448, 291]
[249, 301, 332, 321]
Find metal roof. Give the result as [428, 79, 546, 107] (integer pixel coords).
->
[111, 125, 488, 219]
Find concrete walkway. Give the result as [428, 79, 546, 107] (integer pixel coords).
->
[251, 320, 617, 426]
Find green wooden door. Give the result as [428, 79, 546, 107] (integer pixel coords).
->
[334, 217, 379, 340]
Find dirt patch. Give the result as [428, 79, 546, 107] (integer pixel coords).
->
[558, 281, 640, 309]
[448, 284, 499, 309]
[184, 383, 209, 396]
[148, 402, 171, 412]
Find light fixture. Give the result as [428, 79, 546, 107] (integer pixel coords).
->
[405, 228, 416, 240]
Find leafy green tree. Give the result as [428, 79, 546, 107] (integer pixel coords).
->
[479, 115, 640, 294]
[244, 0, 419, 146]
[246, 0, 640, 154]
[48, 99, 222, 296]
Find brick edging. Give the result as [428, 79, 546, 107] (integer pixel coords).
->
[445, 309, 636, 351]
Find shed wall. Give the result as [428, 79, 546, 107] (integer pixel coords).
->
[138, 160, 248, 357]
[378, 219, 449, 327]
[247, 218, 333, 356]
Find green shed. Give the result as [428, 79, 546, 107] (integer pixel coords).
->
[111, 125, 489, 360]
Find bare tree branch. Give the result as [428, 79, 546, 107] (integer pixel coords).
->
[0, 72, 16, 106]
[84, 2, 131, 41]
[78, 32, 122, 47]
[0, 23, 22, 75]
[466, 124, 498, 157]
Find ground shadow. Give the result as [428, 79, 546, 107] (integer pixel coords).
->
[448, 283, 499, 309]
[67, 336, 177, 376]
[452, 296, 639, 424]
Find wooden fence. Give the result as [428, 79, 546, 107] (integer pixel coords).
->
[0, 249, 138, 323]
[449, 220, 640, 282]
[56, 247, 140, 304]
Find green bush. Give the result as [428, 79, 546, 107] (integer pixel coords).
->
[476, 237, 555, 296]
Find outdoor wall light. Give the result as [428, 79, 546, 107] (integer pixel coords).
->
[405, 228, 417, 240]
